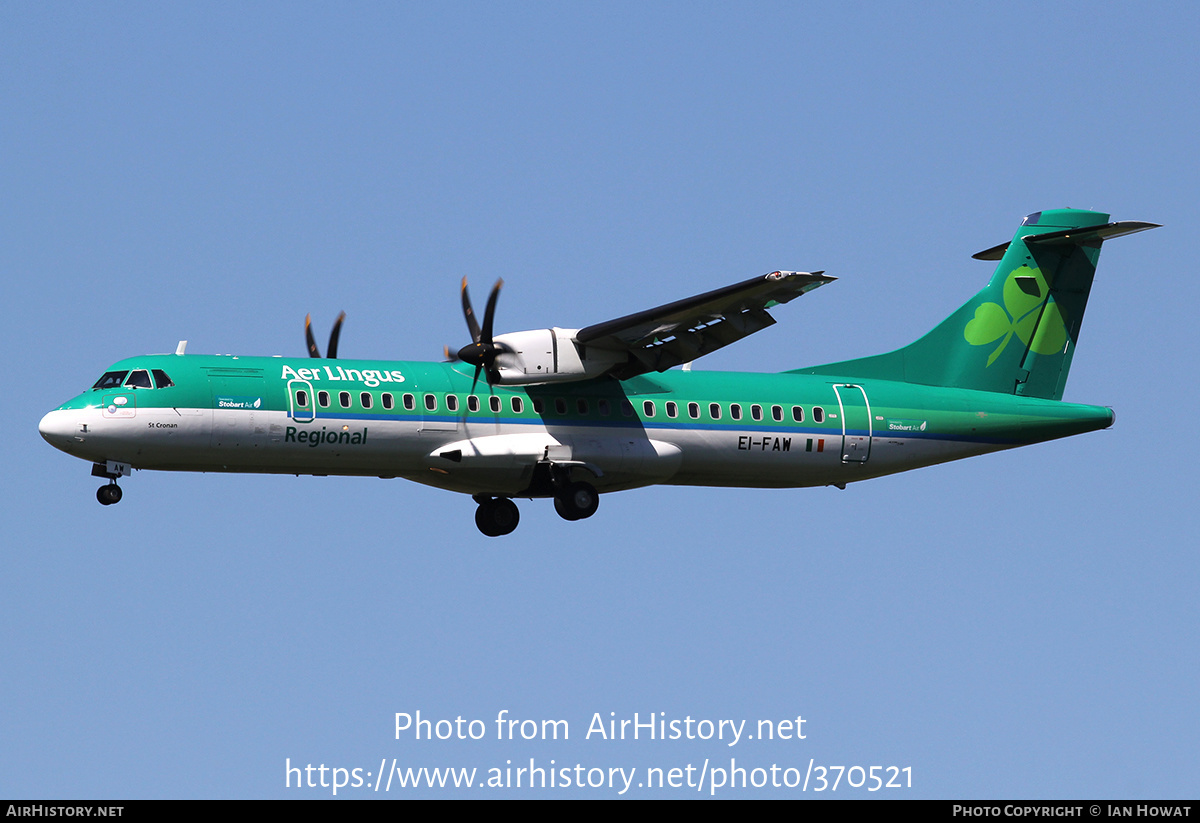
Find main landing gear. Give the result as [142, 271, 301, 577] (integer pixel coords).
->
[474, 495, 520, 537]
[553, 481, 599, 522]
[471, 480, 601, 537]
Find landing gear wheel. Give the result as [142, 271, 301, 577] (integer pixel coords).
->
[474, 497, 520, 537]
[96, 483, 122, 506]
[554, 481, 599, 521]
[553, 496, 578, 521]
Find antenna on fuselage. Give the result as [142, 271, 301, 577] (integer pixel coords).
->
[175, 341, 187, 355]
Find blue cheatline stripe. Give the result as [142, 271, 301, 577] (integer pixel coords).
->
[282, 410, 1026, 446]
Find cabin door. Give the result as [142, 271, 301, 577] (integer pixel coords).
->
[286, 379, 316, 423]
[834, 384, 872, 463]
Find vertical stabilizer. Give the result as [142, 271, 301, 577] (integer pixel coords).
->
[793, 209, 1157, 400]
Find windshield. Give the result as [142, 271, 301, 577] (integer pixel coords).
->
[124, 370, 152, 389]
[92, 371, 129, 390]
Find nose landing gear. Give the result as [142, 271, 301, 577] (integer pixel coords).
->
[96, 483, 123, 506]
[91, 461, 131, 506]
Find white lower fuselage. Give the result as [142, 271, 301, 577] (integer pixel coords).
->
[39, 401, 1014, 497]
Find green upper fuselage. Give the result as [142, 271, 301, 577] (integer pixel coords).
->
[53, 353, 1113, 441]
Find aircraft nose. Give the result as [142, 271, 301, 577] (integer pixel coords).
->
[39, 409, 78, 451]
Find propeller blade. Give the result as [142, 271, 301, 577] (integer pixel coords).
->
[327, 311, 346, 359]
[461, 277, 482, 344]
[481, 278, 503, 344]
[305, 314, 321, 358]
[456, 277, 507, 387]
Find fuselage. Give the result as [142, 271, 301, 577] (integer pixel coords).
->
[39, 353, 1114, 497]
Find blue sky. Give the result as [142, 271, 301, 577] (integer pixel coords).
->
[4, 2, 1197, 798]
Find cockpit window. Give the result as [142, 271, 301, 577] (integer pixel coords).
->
[151, 369, 175, 388]
[124, 370, 153, 389]
[92, 371, 129, 390]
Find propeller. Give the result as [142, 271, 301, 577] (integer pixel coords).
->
[305, 311, 346, 358]
[456, 277, 507, 391]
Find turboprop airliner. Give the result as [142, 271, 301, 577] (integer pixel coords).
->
[39, 209, 1156, 536]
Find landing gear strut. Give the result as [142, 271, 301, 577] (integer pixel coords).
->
[474, 495, 520, 537]
[96, 483, 123, 506]
[553, 481, 599, 521]
[91, 462, 130, 506]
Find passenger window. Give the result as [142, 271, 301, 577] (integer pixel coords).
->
[577, 398, 589, 415]
[688, 402, 700, 419]
[124, 370, 152, 389]
[511, 397, 523, 413]
[340, 391, 351, 408]
[533, 398, 545, 414]
[709, 403, 721, 420]
[643, 400, 655, 417]
[792, 405, 804, 422]
[151, 369, 175, 388]
[446, 395, 458, 412]
[468, 395, 480, 413]
[424, 393, 436, 411]
[403, 394, 415, 411]
[666, 401, 677, 418]
[813, 406, 825, 423]
[361, 392, 373, 409]
[382, 393, 394, 410]
[772, 405, 783, 422]
[296, 390, 309, 408]
[730, 403, 742, 420]
[620, 400, 634, 417]
[555, 398, 567, 415]
[598, 399, 610, 416]
[489, 395, 501, 414]
[92, 371, 129, 390]
[318, 391, 330, 408]
[751, 404, 763, 421]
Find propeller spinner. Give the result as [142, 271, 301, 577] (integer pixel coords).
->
[305, 311, 346, 358]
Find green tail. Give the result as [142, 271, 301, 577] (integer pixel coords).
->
[793, 208, 1158, 400]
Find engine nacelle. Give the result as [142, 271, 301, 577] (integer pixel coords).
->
[489, 328, 626, 385]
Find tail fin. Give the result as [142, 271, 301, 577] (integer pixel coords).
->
[793, 209, 1158, 400]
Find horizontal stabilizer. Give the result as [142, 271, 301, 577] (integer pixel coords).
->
[972, 221, 1161, 260]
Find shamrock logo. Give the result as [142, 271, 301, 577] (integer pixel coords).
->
[963, 266, 1067, 366]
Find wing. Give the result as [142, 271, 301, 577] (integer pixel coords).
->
[575, 270, 834, 378]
